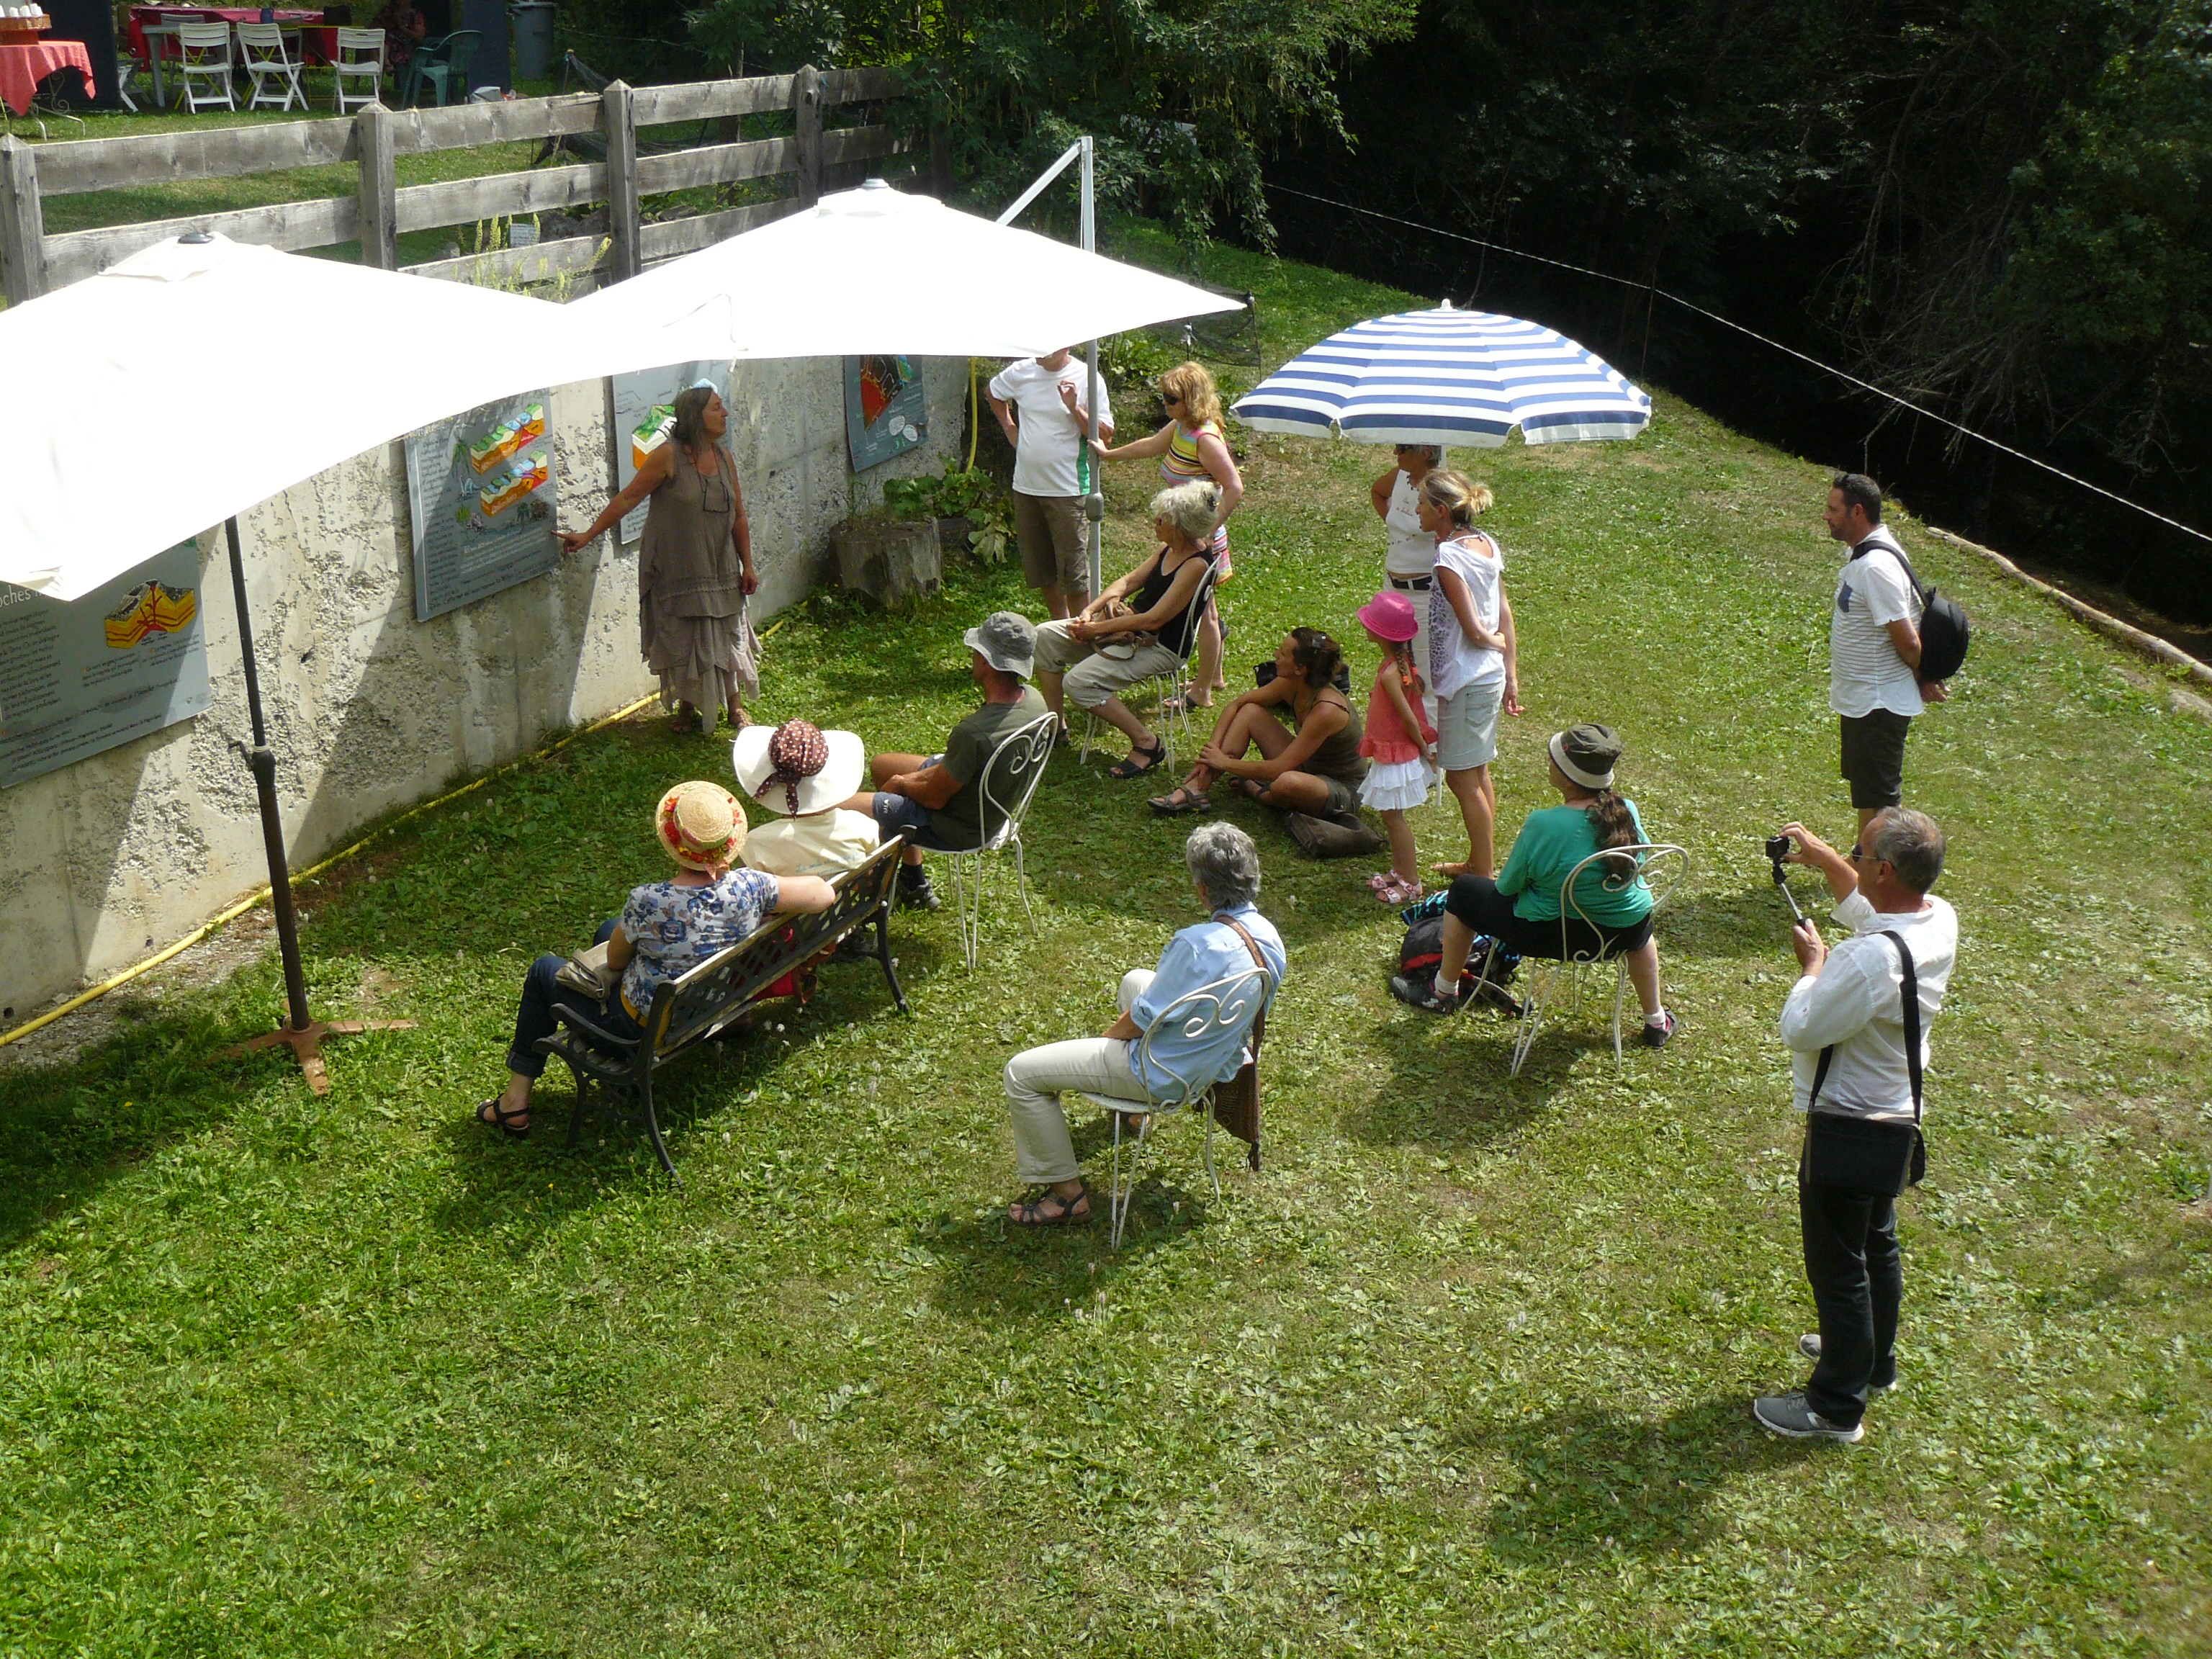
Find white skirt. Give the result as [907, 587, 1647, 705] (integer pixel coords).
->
[1357, 754, 1436, 812]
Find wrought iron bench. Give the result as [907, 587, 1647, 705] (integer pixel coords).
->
[535, 837, 909, 1181]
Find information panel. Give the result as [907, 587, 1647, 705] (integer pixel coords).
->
[845, 354, 927, 471]
[404, 390, 562, 621]
[608, 361, 732, 545]
[0, 541, 212, 788]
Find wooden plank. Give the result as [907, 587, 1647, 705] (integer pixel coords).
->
[356, 105, 397, 269]
[631, 75, 796, 128]
[633, 135, 797, 195]
[385, 92, 603, 155]
[32, 117, 356, 197]
[821, 125, 905, 168]
[819, 66, 903, 105]
[638, 197, 802, 262]
[602, 81, 641, 284]
[403, 230, 609, 287]
[794, 66, 823, 209]
[393, 161, 606, 234]
[45, 197, 358, 285]
[0, 135, 48, 304]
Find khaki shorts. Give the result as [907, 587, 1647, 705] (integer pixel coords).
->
[1012, 491, 1087, 596]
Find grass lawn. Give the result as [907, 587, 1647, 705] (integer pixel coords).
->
[2, 238, 2209, 1656]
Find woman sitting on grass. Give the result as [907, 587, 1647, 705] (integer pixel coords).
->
[1148, 628, 1370, 840]
[1389, 724, 1676, 1048]
[474, 781, 834, 1138]
[1032, 481, 1221, 780]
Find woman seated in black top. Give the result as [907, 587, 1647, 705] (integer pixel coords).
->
[1032, 480, 1220, 779]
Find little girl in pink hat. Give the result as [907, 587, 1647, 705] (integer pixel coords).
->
[1354, 590, 1441, 904]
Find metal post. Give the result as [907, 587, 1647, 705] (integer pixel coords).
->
[224, 516, 312, 1035]
[1080, 136, 1102, 600]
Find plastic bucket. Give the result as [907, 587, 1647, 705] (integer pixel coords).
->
[508, 0, 555, 82]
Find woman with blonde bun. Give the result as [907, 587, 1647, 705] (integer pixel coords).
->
[1090, 360, 1244, 709]
[1419, 469, 1521, 878]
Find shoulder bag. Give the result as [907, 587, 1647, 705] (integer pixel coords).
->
[1802, 931, 1929, 1197]
[1853, 534, 1970, 683]
[1209, 916, 1273, 1172]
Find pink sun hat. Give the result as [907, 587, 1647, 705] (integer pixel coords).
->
[1355, 590, 1421, 643]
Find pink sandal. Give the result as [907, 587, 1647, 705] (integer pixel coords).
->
[1372, 874, 1424, 906]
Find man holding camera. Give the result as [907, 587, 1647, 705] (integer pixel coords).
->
[1757, 809, 1957, 1443]
[1825, 474, 1947, 834]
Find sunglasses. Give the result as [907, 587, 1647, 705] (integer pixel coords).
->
[1160, 391, 1184, 404]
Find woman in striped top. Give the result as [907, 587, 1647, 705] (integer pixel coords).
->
[1091, 361, 1244, 710]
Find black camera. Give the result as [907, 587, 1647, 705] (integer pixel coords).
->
[1764, 832, 1794, 868]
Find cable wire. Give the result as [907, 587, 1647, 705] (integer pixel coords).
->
[1264, 181, 2212, 549]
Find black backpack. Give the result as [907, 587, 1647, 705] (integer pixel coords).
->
[1401, 914, 1516, 989]
[1858, 534, 1970, 683]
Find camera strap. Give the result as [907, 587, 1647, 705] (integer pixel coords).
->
[1806, 930, 1922, 1123]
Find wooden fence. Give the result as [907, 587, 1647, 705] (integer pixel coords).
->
[0, 65, 910, 305]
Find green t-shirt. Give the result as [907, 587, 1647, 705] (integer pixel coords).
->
[1496, 801, 1655, 925]
[928, 687, 1051, 844]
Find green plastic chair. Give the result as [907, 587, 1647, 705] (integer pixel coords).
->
[400, 30, 481, 107]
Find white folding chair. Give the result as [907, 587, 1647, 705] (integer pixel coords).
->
[331, 27, 385, 112]
[1077, 558, 1218, 773]
[114, 50, 143, 112]
[1079, 966, 1272, 1247]
[1471, 842, 1689, 1075]
[927, 712, 1058, 971]
[234, 22, 305, 112]
[175, 22, 235, 113]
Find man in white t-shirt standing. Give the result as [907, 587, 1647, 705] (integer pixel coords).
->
[989, 349, 1115, 622]
[1756, 809, 1957, 1444]
[1824, 473, 1947, 834]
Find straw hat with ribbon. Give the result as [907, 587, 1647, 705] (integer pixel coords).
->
[731, 719, 865, 817]
[655, 780, 747, 870]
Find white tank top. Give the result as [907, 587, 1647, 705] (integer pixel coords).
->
[1385, 470, 1436, 578]
[1429, 531, 1506, 700]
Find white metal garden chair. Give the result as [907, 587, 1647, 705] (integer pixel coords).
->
[235, 23, 305, 112]
[175, 22, 235, 112]
[1470, 842, 1689, 1076]
[1078, 964, 1272, 1248]
[331, 28, 386, 112]
[1077, 557, 1218, 774]
[927, 711, 1058, 971]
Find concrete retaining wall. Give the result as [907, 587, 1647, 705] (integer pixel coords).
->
[0, 356, 966, 1017]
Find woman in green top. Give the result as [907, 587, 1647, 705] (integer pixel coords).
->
[1391, 724, 1676, 1046]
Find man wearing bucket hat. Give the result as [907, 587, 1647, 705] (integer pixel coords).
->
[733, 719, 879, 877]
[473, 781, 835, 1138]
[842, 612, 1051, 912]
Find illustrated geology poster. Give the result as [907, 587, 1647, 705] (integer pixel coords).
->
[845, 354, 927, 471]
[609, 361, 733, 545]
[403, 391, 561, 621]
[0, 540, 212, 788]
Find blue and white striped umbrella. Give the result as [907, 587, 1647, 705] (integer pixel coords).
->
[1231, 304, 1652, 447]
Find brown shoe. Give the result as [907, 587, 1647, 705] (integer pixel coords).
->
[1285, 811, 1385, 859]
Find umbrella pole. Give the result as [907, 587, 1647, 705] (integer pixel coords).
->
[1080, 136, 1102, 598]
[221, 516, 413, 1094]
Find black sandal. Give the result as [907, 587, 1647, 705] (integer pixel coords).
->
[1008, 1184, 1092, 1226]
[1107, 737, 1167, 780]
[475, 1096, 530, 1138]
[1148, 786, 1212, 815]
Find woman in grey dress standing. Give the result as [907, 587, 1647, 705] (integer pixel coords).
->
[562, 386, 761, 732]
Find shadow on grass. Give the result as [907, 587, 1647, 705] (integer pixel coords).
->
[1457, 1395, 1823, 1563]
[1341, 1008, 1578, 1151]
[916, 1109, 1224, 1322]
[1661, 880, 1825, 959]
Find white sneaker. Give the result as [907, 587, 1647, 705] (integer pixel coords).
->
[1753, 1390, 1864, 1443]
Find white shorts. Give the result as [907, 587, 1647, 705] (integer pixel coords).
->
[1357, 755, 1436, 813]
[1435, 682, 1502, 771]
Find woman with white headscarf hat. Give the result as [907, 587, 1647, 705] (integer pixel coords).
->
[733, 719, 880, 877]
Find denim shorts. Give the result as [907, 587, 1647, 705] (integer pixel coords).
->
[871, 762, 969, 852]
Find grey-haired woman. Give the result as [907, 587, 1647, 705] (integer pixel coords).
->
[1032, 480, 1223, 779]
[999, 822, 1286, 1227]
[562, 386, 761, 734]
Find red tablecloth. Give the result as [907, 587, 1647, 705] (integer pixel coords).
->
[128, 6, 323, 60]
[0, 39, 93, 114]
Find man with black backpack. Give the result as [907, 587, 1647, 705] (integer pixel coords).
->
[1757, 810, 1956, 1443]
[1822, 475, 1967, 832]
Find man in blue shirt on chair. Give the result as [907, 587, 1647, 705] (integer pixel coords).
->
[1001, 822, 1286, 1228]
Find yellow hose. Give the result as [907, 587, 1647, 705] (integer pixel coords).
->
[1, 617, 793, 1049]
